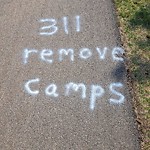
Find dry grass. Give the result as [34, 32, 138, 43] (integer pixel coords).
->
[114, 0, 150, 149]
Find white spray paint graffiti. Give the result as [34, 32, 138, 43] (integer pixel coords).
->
[112, 47, 124, 61]
[109, 82, 125, 104]
[63, 17, 69, 34]
[79, 48, 92, 60]
[39, 16, 81, 35]
[39, 19, 58, 36]
[59, 49, 74, 62]
[23, 47, 124, 64]
[65, 82, 86, 99]
[22, 15, 126, 111]
[90, 85, 105, 110]
[45, 84, 59, 97]
[24, 79, 125, 110]
[96, 47, 108, 60]
[23, 48, 38, 64]
[40, 49, 53, 63]
[24, 78, 40, 95]
[75, 16, 80, 32]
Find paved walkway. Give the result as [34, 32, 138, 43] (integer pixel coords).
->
[0, 0, 140, 149]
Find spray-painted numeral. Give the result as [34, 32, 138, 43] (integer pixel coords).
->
[75, 16, 80, 32]
[63, 17, 69, 34]
[39, 16, 81, 35]
[39, 19, 58, 36]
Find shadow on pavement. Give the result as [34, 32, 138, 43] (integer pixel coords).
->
[111, 62, 126, 82]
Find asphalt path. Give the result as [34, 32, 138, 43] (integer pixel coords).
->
[0, 0, 140, 149]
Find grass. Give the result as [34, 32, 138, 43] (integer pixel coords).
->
[114, 0, 150, 149]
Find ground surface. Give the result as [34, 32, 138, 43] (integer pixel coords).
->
[0, 0, 140, 149]
[115, 0, 150, 149]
